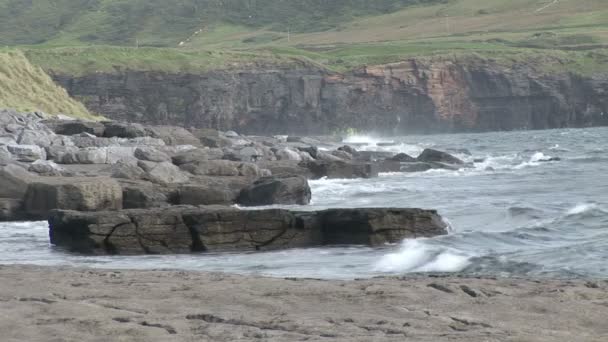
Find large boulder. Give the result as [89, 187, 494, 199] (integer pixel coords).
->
[0, 198, 24, 221]
[43, 120, 105, 137]
[173, 177, 252, 206]
[319, 208, 447, 245]
[257, 161, 312, 178]
[7, 144, 46, 162]
[23, 177, 123, 219]
[171, 148, 223, 165]
[103, 122, 147, 139]
[390, 153, 417, 162]
[28, 160, 69, 177]
[110, 162, 146, 180]
[274, 148, 302, 162]
[119, 180, 170, 209]
[179, 160, 261, 178]
[305, 160, 378, 179]
[138, 161, 190, 184]
[145, 126, 200, 146]
[134, 147, 171, 163]
[0, 164, 36, 198]
[417, 149, 464, 165]
[238, 175, 311, 206]
[48, 207, 448, 254]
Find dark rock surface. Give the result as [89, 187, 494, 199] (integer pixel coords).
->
[417, 149, 465, 165]
[52, 56, 608, 135]
[49, 206, 448, 255]
[237, 175, 311, 206]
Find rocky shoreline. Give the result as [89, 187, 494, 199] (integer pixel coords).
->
[1, 109, 466, 254]
[1, 265, 606, 342]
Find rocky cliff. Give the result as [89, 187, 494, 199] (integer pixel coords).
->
[52, 56, 608, 134]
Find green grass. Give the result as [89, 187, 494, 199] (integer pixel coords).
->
[1, 0, 607, 79]
[0, 0, 442, 47]
[0, 50, 99, 119]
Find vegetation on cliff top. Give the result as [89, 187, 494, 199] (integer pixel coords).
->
[2, 0, 608, 76]
[0, 51, 97, 119]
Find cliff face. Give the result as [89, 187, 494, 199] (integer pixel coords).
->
[52, 58, 608, 135]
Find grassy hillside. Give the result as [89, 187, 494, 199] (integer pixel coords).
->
[2, 0, 607, 77]
[0, 0, 441, 47]
[0, 50, 98, 119]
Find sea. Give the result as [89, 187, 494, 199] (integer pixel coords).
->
[1, 127, 607, 279]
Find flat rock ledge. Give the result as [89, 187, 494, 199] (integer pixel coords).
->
[49, 207, 448, 255]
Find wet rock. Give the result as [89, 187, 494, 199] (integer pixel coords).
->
[331, 150, 353, 160]
[23, 177, 123, 220]
[305, 160, 378, 179]
[0, 198, 24, 221]
[298, 146, 319, 159]
[238, 175, 311, 206]
[338, 145, 357, 155]
[49, 207, 448, 254]
[417, 149, 464, 165]
[390, 153, 417, 162]
[257, 161, 313, 179]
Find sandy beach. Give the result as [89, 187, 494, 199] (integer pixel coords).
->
[1, 265, 606, 341]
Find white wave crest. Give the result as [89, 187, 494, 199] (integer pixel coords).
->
[566, 203, 601, 216]
[374, 239, 473, 273]
[342, 135, 425, 155]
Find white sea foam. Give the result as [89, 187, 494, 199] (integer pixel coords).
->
[566, 203, 601, 216]
[374, 240, 473, 273]
[342, 135, 425, 155]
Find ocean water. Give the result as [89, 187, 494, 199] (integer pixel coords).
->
[1, 127, 607, 279]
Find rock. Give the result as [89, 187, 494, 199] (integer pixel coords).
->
[317, 151, 344, 162]
[237, 146, 263, 162]
[538, 157, 562, 162]
[145, 126, 200, 146]
[16, 129, 54, 147]
[179, 160, 261, 178]
[319, 208, 448, 245]
[199, 135, 233, 148]
[7, 144, 46, 162]
[103, 122, 147, 138]
[257, 161, 313, 179]
[134, 147, 171, 163]
[275, 148, 302, 162]
[224, 130, 239, 138]
[390, 153, 417, 162]
[44, 120, 105, 137]
[0, 198, 24, 221]
[120, 181, 170, 209]
[338, 145, 357, 155]
[23, 177, 123, 220]
[238, 175, 311, 206]
[298, 146, 319, 159]
[172, 149, 210, 165]
[110, 162, 146, 180]
[354, 151, 396, 162]
[331, 150, 353, 160]
[58, 147, 107, 164]
[305, 160, 378, 179]
[417, 149, 464, 165]
[0, 164, 36, 198]
[174, 185, 234, 206]
[0, 146, 11, 163]
[138, 161, 189, 184]
[28, 160, 68, 177]
[48, 207, 448, 254]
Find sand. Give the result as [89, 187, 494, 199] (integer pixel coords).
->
[0, 265, 606, 341]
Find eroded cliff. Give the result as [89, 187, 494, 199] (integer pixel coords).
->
[52, 56, 608, 134]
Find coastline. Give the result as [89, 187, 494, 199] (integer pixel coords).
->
[1, 265, 606, 341]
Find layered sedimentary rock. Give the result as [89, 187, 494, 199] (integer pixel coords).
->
[53, 56, 608, 135]
[49, 207, 448, 255]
